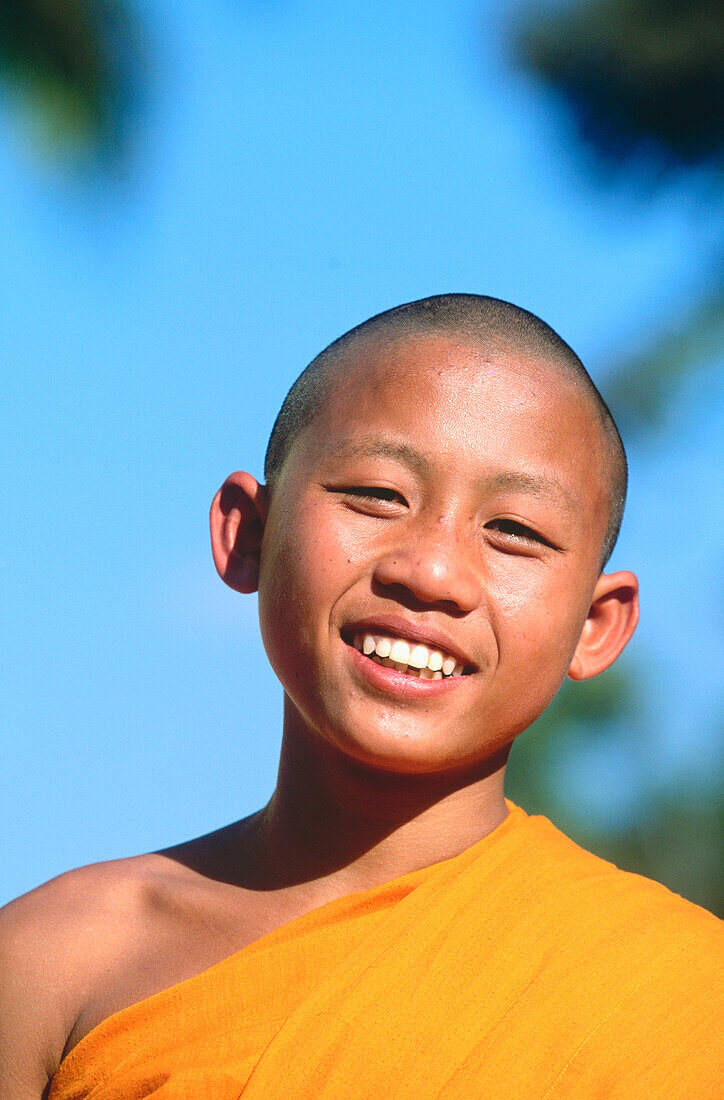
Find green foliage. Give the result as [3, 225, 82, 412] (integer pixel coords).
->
[506, 665, 638, 822]
[507, 672, 724, 916]
[508, 0, 723, 915]
[0, 0, 145, 168]
[514, 0, 724, 171]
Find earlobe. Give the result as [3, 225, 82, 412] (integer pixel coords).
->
[209, 472, 269, 593]
[568, 571, 639, 681]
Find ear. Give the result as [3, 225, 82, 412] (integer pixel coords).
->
[209, 471, 269, 593]
[568, 570, 639, 681]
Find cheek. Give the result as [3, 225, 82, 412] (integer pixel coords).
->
[486, 563, 589, 669]
[485, 562, 549, 626]
[477, 574, 585, 741]
[257, 502, 354, 665]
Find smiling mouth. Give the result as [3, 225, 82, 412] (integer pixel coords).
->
[349, 632, 467, 680]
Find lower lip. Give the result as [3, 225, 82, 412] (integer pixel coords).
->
[345, 643, 466, 699]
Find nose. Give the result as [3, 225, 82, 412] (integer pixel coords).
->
[372, 516, 482, 613]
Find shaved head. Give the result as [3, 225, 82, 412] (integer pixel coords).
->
[264, 294, 627, 568]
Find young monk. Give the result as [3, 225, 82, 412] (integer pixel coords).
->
[1, 295, 721, 1098]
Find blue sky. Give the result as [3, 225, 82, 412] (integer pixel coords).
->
[2, 0, 721, 905]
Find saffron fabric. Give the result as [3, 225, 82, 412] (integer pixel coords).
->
[49, 804, 723, 1098]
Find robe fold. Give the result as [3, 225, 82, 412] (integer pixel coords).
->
[49, 804, 723, 1098]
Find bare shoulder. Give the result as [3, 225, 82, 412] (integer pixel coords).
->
[0, 853, 178, 1098]
[1, 820, 277, 1096]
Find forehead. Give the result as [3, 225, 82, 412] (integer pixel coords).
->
[308, 333, 608, 484]
[276, 334, 613, 568]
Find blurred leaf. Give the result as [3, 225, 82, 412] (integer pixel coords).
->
[607, 282, 724, 431]
[506, 665, 639, 816]
[507, 671, 724, 915]
[507, 0, 723, 915]
[510, 0, 724, 424]
[570, 777, 724, 916]
[636, 781, 724, 915]
[0, 0, 146, 169]
[513, 0, 724, 174]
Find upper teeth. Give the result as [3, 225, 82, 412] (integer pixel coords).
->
[352, 633, 465, 678]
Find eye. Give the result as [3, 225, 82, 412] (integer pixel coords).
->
[342, 486, 406, 503]
[331, 485, 409, 513]
[485, 518, 557, 550]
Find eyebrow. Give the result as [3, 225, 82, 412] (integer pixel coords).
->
[483, 471, 580, 514]
[325, 436, 579, 514]
[325, 437, 430, 476]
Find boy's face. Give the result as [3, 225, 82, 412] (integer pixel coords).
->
[257, 334, 616, 775]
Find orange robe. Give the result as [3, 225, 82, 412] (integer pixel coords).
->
[49, 804, 723, 1098]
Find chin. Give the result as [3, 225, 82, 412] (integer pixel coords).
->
[325, 725, 500, 778]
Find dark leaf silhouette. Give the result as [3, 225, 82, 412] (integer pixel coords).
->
[0, 0, 146, 169]
[513, 0, 724, 173]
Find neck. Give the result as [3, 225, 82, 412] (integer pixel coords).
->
[249, 702, 510, 895]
